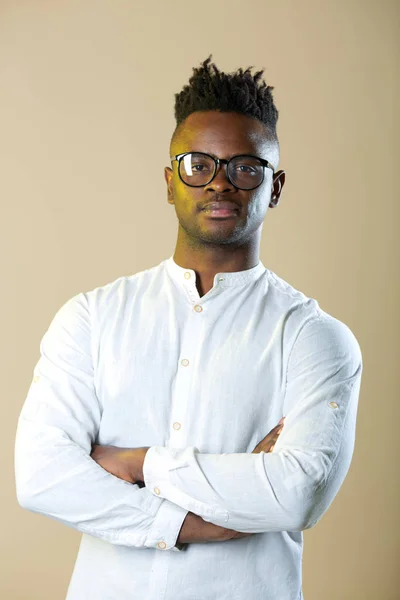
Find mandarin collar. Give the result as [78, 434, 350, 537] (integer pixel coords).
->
[164, 255, 266, 289]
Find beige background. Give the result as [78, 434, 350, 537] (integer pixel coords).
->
[1, 1, 399, 598]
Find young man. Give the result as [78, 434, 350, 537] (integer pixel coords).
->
[15, 56, 363, 600]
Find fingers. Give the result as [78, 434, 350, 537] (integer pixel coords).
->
[270, 422, 284, 439]
[251, 417, 287, 454]
[266, 419, 286, 452]
[269, 424, 283, 453]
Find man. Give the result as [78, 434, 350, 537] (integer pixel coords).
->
[15, 55, 363, 600]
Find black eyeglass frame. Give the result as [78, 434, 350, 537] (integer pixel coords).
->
[170, 151, 275, 190]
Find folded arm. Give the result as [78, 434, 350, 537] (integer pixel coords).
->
[143, 314, 363, 533]
[14, 294, 188, 551]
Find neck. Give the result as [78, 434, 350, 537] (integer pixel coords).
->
[172, 227, 261, 296]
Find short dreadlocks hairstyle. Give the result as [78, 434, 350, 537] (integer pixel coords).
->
[172, 54, 279, 142]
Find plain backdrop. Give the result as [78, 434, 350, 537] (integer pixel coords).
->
[1, 1, 399, 598]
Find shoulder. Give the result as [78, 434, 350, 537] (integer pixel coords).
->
[265, 268, 362, 366]
[47, 261, 165, 334]
[85, 261, 164, 307]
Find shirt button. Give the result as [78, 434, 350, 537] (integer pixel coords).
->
[33, 375, 40, 383]
[173, 422, 181, 430]
[154, 487, 161, 495]
[194, 305, 203, 312]
[181, 359, 189, 367]
[157, 541, 167, 550]
[329, 401, 338, 409]
[184, 272, 191, 279]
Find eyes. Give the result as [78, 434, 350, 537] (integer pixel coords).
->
[191, 162, 259, 175]
[177, 152, 268, 190]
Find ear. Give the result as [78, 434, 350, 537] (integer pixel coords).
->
[270, 170, 286, 208]
[164, 167, 175, 205]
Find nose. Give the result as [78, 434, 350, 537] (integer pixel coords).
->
[205, 163, 235, 192]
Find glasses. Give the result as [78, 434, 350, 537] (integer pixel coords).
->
[170, 152, 274, 191]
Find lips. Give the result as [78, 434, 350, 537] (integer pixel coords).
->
[202, 201, 240, 212]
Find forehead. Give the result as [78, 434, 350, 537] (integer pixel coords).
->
[171, 111, 277, 159]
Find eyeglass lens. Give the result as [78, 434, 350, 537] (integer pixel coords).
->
[179, 152, 264, 190]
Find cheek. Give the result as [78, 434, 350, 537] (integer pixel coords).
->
[246, 191, 271, 219]
[175, 187, 202, 211]
[172, 198, 197, 224]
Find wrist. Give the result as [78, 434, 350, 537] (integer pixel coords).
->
[177, 512, 230, 544]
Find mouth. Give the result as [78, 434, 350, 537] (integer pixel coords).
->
[202, 207, 239, 218]
[201, 201, 240, 219]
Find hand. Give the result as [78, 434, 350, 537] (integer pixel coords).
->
[90, 444, 149, 484]
[252, 417, 285, 454]
[177, 512, 253, 544]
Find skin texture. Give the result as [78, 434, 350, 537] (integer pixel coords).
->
[90, 111, 287, 543]
[165, 110, 286, 297]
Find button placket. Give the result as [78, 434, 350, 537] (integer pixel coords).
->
[182, 268, 223, 302]
[170, 279, 204, 445]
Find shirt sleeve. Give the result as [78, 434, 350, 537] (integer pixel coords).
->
[143, 314, 363, 533]
[14, 293, 188, 551]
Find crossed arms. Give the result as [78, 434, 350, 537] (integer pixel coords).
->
[14, 294, 363, 550]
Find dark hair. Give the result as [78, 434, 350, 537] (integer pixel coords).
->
[173, 54, 279, 141]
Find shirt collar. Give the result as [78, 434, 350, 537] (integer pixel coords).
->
[164, 255, 266, 289]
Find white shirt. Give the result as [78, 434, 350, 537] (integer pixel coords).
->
[15, 256, 363, 600]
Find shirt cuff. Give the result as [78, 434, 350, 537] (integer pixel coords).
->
[143, 444, 230, 527]
[143, 496, 188, 552]
[143, 445, 191, 501]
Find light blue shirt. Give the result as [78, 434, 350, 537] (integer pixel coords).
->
[15, 256, 363, 600]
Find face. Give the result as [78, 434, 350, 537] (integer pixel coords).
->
[164, 110, 285, 247]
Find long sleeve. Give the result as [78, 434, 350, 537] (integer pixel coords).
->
[143, 313, 363, 533]
[14, 293, 188, 551]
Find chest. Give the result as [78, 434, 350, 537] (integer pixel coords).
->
[94, 297, 289, 452]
